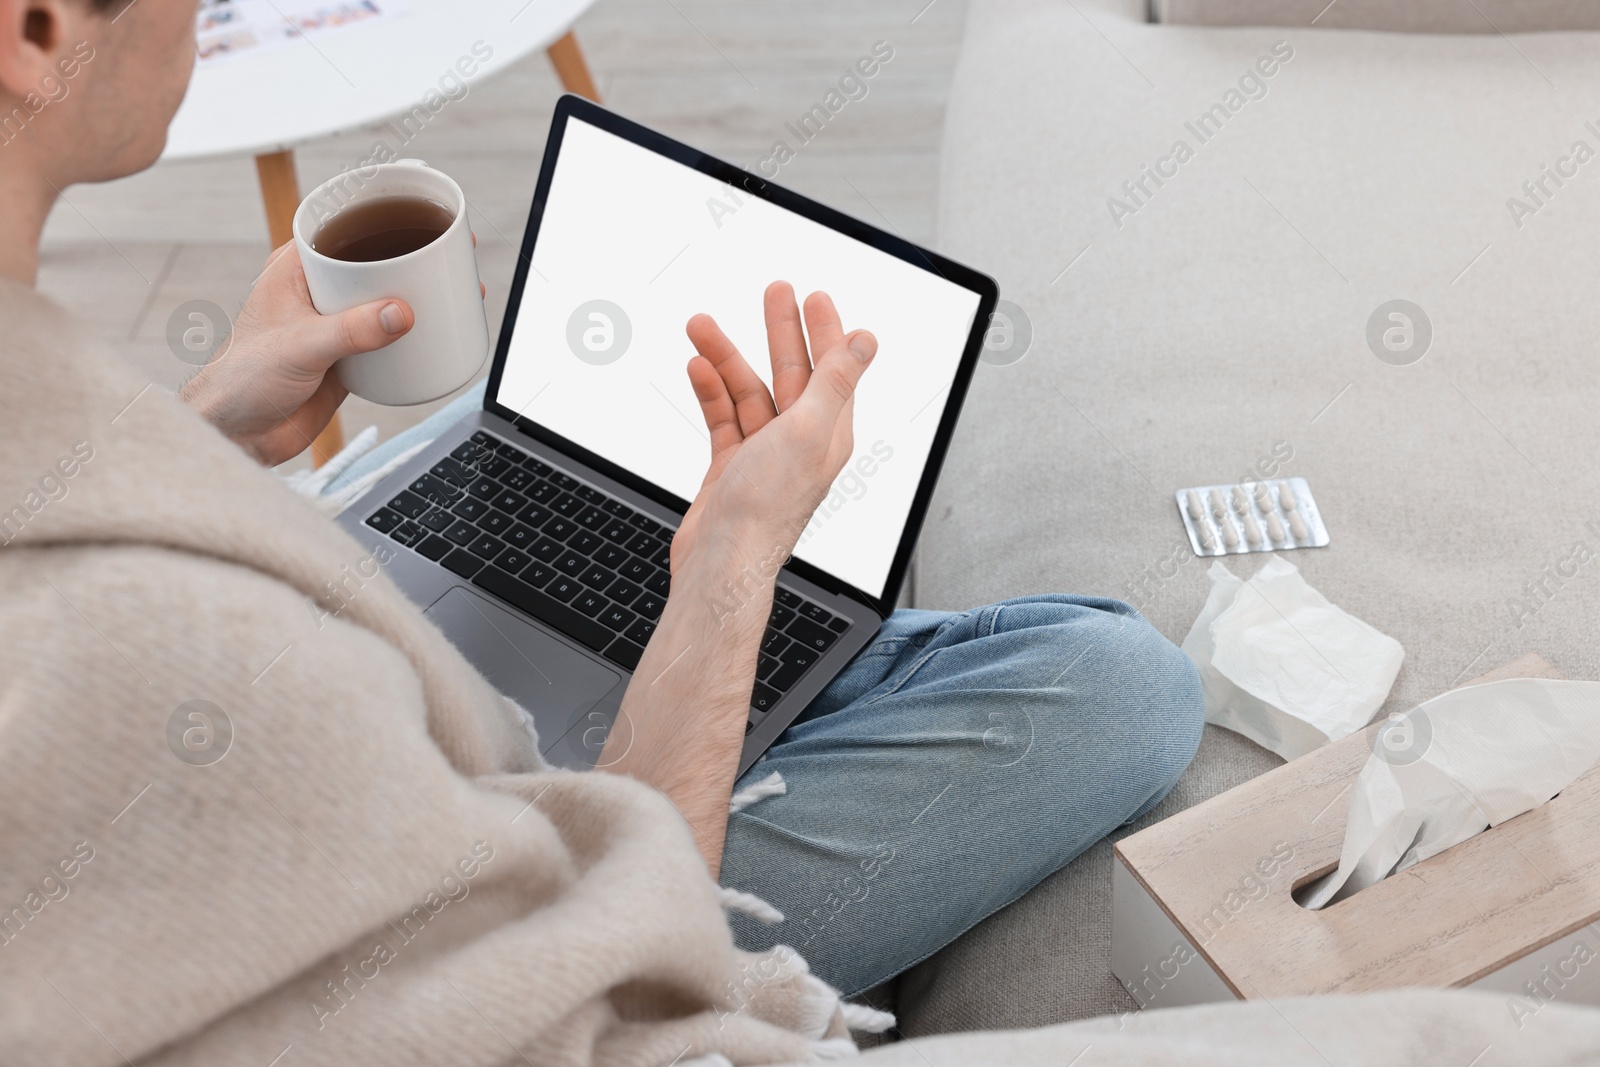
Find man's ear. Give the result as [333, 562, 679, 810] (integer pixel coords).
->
[0, 0, 75, 99]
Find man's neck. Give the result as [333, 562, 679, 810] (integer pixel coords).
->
[0, 151, 59, 286]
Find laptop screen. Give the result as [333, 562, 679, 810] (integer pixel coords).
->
[492, 116, 984, 603]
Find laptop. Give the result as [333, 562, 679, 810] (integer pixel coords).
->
[339, 95, 998, 774]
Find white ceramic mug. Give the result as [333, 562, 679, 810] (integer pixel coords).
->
[292, 160, 489, 406]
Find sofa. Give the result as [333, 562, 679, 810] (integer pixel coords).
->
[883, 0, 1600, 1037]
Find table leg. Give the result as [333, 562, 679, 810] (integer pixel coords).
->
[546, 30, 601, 102]
[254, 148, 345, 469]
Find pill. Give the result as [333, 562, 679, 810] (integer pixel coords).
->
[1289, 511, 1309, 541]
[1209, 489, 1226, 517]
[1198, 523, 1217, 551]
[1267, 512, 1286, 544]
[1252, 482, 1272, 512]
[1186, 489, 1204, 520]
[1279, 484, 1297, 512]
[1243, 512, 1263, 546]
[1231, 486, 1248, 513]
[1221, 520, 1240, 548]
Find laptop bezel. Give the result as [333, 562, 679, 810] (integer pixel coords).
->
[482, 94, 999, 620]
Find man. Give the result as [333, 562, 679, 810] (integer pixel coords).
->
[0, 0, 1204, 1062]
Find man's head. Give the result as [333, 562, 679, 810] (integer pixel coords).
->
[0, 0, 197, 185]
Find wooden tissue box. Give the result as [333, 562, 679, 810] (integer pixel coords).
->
[1112, 655, 1600, 1019]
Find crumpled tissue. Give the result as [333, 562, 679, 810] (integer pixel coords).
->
[1181, 554, 1404, 761]
[1301, 677, 1600, 908]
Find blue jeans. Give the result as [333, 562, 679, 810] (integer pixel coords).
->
[327, 395, 1207, 998]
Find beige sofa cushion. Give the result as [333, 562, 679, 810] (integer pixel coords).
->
[900, 0, 1600, 1033]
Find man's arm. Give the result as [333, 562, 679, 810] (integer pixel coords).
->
[599, 282, 877, 875]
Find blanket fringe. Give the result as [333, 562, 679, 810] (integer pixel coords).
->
[716, 887, 785, 924]
[839, 1002, 896, 1034]
[729, 770, 787, 813]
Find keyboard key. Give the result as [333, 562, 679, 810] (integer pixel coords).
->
[497, 550, 531, 575]
[365, 508, 402, 534]
[769, 604, 796, 630]
[452, 497, 489, 522]
[594, 544, 629, 570]
[555, 551, 587, 577]
[751, 683, 781, 715]
[605, 578, 641, 605]
[388, 491, 428, 519]
[644, 571, 671, 596]
[502, 467, 536, 492]
[431, 457, 475, 487]
[746, 719, 755, 735]
[444, 520, 478, 546]
[417, 535, 453, 562]
[602, 637, 644, 671]
[523, 562, 556, 588]
[761, 629, 791, 657]
[442, 549, 484, 579]
[576, 506, 607, 531]
[468, 534, 505, 560]
[758, 652, 781, 680]
[634, 593, 665, 620]
[418, 507, 453, 532]
[468, 430, 494, 446]
[544, 517, 578, 542]
[479, 511, 512, 536]
[601, 499, 634, 519]
[774, 587, 802, 609]
[393, 521, 426, 547]
[629, 513, 664, 536]
[492, 489, 527, 514]
[411, 474, 462, 507]
[505, 523, 538, 550]
[569, 531, 604, 555]
[546, 576, 581, 603]
[598, 605, 637, 632]
[600, 519, 634, 544]
[572, 591, 608, 617]
[580, 564, 613, 590]
[516, 503, 553, 528]
[480, 455, 513, 478]
[575, 485, 606, 504]
[530, 537, 563, 563]
[786, 616, 837, 653]
[519, 455, 552, 476]
[451, 440, 491, 464]
[769, 645, 818, 691]
[626, 532, 660, 556]
[551, 493, 582, 517]
[798, 601, 833, 625]
[652, 544, 673, 569]
[467, 477, 499, 500]
[828, 615, 850, 633]
[550, 472, 578, 491]
[624, 617, 657, 645]
[471, 567, 611, 652]
[529, 482, 561, 504]
[619, 558, 652, 584]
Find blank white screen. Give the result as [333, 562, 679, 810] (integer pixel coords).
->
[495, 118, 981, 598]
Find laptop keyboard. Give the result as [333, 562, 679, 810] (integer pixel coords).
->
[363, 430, 849, 730]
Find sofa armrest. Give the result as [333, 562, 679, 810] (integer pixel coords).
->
[1151, 0, 1600, 33]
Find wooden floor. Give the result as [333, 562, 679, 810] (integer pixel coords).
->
[37, 0, 968, 474]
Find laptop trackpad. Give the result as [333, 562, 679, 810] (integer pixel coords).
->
[424, 586, 621, 758]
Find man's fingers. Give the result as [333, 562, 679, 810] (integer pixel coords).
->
[764, 281, 812, 411]
[301, 298, 414, 368]
[686, 354, 744, 466]
[686, 313, 777, 435]
[794, 329, 876, 427]
[801, 291, 845, 372]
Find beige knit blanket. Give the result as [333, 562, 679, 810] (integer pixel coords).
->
[0, 279, 853, 1064]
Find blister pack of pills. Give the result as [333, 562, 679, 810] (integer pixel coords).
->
[1175, 477, 1329, 556]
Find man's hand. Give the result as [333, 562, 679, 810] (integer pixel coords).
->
[179, 242, 415, 467]
[671, 281, 878, 575]
[601, 281, 876, 876]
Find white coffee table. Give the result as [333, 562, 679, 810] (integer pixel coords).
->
[165, 0, 602, 464]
